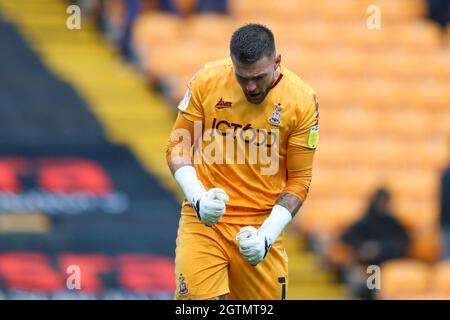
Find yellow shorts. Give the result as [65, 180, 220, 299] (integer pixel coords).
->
[174, 215, 288, 300]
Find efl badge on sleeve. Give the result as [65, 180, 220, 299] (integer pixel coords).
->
[308, 124, 319, 149]
[268, 103, 282, 126]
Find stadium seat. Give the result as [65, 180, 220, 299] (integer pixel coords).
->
[171, 0, 197, 16]
[230, 0, 322, 20]
[376, 0, 425, 22]
[296, 195, 366, 237]
[386, 169, 438, 201]
[319, 0, 368, 21]
[431, 260, 450, 298]
[408, 82, 450, 110]
[393, 204, 438, 232]
[229, 0, 271, 19]
[185, 14, 236, 44]
[142, 43, 180, 79]
[408, 226, 442, 262]
[323, 240, 353, 268]
[178, 39, 228, 73]
[311, 167, 380, 198]
[129, 0, 449, 298]
[311, 136, 356, 166]
[414, 137, 449, 169]
[132, 12, 180, 60]
[378, 259, 432, 299]
[432, 112, 450, 137]
[391, 22, 441, 52]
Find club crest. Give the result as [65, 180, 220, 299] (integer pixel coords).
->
[179, 274, 188, 295]
[268, 103, 282, 126]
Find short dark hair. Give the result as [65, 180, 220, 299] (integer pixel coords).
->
[230, 24, 275, 64]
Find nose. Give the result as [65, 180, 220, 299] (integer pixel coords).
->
[246, 81, 257, 93]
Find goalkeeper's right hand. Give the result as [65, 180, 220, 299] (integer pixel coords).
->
[193, 188, 229, 227]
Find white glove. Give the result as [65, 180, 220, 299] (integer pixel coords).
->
[236, 205, 292, 266]
[173, 166, 229, 227]
[236, 226, 271, 266]
[194, 188, 229, 227]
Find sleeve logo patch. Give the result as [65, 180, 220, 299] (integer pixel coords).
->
[308, 124, 319, 149]
[178, 88, 191, 111]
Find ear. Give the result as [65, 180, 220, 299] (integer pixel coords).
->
[273, 53, 281, 78]
[274, 53, 281, 69]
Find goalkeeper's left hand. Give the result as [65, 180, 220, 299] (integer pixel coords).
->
[236, 226, 272, 266]
[236, 204, 293, 266]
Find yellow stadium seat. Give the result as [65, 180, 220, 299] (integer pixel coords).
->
[312, 136, 356, 165]
[414, 138, 449, 169]
[374, 51, 446, 80]
[372, 0, 426, 22]
[266, 0, 306, 20]
[171, 0, 197, 16]
[410, 225, 442, 263]
[408, 82, 450, 110]
[280, 45, 338, 78]
[358, 138, 403, 167]
[319, 0, 368, 21]
[323, 49, 370, 78]
[143, 38, 227, 85]
[431, 110, 450, 137]
[325, 107, 380, 135]
[430, 52, 450, 81]
[143, 43, 180, 78]
[324, 240, 353, 268]
[431, 260, 450, 298]
[311, 167, 380, 198]
[312, 79, 359, 107]
[392, 197, 439, 232]
[185, 14, 236, 44]
[296, 195, 366, 237]
[230, 0, 323, 20]
[385, 207, 440, 263]
[386, 170, 438, 201]
[132, 12, 180, 59]
[363, 80, 417, 108]
[177, 39, 228, 73]
[229, 0, 270, 19]
[390, 22, 441, 52]
[377, 109, 434, 138]
[291, 21, 335, 48]
[378, 259, 432, 299]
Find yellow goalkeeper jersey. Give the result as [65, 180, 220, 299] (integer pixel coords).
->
[178, 58, 319, 224]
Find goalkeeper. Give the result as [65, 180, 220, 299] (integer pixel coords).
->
[166, 24, 319, 300]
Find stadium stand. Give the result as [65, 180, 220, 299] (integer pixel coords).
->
[130, 0, 449, 299]
[0, 0, 448, 299]
[378, 258, 450, 299]
[0, 0, 181, 299]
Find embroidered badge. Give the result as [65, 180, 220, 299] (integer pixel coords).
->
[268, 103, 282, 126]
[179, 274, 188, 295]
[308, 124, 319, 149]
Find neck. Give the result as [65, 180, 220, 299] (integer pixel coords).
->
[270, 66, 282, 89]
